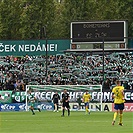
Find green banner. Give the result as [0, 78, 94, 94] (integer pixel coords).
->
[0, 91, 12, 103]
[0, 91, 26, 103]
[0, 39, 70, 56]
[11, 91, 26, 103]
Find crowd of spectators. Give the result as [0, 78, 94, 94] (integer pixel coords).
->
[0, 52, 133, 91]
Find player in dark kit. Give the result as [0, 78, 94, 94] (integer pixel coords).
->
[52, 91, 60, 112]
[61, 89, 70, 117]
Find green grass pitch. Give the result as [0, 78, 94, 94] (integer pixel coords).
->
[0, 111, 132, 133]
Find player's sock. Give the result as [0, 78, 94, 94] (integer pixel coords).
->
[88, 109, 90, 114]
[57, 106, 59, 112]
[113, 112, 117, 121]
[38, 108, 41, 112]
[68, 109, 70, 116]
[119, 114, 123, 124]
[85, 107, 88, 114]
[55, 105, 57, 111]
[31, 109, 35, 115]
[62, 109, 65, 116]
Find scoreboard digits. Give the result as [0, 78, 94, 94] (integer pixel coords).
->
[71, 21, 127, 43]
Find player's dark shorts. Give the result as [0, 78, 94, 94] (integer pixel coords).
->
[53, 100, 58, 104]
[114, 103, 124, 110]
[53, 102, 58, 105]
[62, 102, 70, 108]
[85, 102, 89, 107]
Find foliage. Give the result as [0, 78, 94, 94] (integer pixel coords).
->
[0, 0, 133, 39]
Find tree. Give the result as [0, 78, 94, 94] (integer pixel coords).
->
[58, 0, 92, 38]
[0, 0, 133, 39]
[0, 0, 22, 39]
[19, 0, 56, 39]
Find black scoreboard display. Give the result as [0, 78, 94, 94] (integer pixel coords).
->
[71, 21, 127, 43]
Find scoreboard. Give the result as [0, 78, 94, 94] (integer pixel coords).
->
[71, 21, 127, 44]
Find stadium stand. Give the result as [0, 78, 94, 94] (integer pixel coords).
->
[0, 52, 133, 91]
